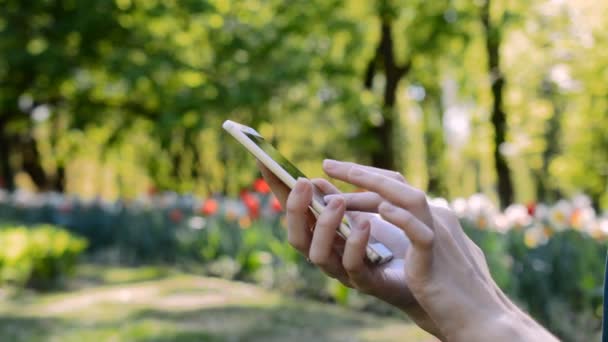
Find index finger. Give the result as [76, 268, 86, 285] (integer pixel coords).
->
[323, 159, 408, 183]
[324, 160, 433, 228]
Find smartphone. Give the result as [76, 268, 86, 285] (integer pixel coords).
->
[223, 120, 393, 265]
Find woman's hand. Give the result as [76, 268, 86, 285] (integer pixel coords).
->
[258, 162, 442, 338]
[321, 159, 558, 341]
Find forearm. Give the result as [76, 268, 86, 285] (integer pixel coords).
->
[450, 307, 558, 342]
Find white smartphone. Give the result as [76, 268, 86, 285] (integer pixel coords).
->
[223, 120, 393, 265]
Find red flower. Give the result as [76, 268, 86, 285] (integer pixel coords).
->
[169, 208, 183, 223]
[526, 202, 536, 216]
[270, 196, 282, 212]
[240, 191, 260, 219]
[58, 202, 72, 214]
[200, 198, 219, 216]
[147, 185, 158, 196]
[253, 178, 271, 194]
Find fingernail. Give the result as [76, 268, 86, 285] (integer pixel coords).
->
[353, 220, 370, 233]
[349, 167, 364, 178]
[379, 201, 395, 212]
[294, 178, 307, 192]
[323, 159, 338, 170]
[328, 198, 343, 209]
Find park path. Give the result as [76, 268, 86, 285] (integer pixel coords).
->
[0, 267, 437, 342]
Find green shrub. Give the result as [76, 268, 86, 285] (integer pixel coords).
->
[0, 225, 88, 289]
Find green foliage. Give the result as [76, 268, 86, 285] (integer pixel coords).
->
[0, 224, 87, 289]
[1, 0, 604, 207]
[464, 228, 605, 341]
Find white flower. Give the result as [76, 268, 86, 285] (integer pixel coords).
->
[524, 224, 549, 248]
[599, 218, 608, 236]
[188, 216, 206, 230]
[534, 203, 549, 221]
[13, 189, 36, 207]
[548, 200, 572, 231]
[504, 204, 532, 228]
[572, 194, 592, 209]
[571, 207, 596, 232]
[465, 194, 498, 230]
[467, 194, 497, 217]
[0, 189, 7, 203]
[492, 213, 511, 233]
[450, 198, 468, 218]
[429, 197, 450, 209]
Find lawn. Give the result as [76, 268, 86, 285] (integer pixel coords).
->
[0, 265, 435, 342]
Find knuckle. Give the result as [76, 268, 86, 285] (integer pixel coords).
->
[346, 233, 366, 249]
[287, 234, 306, 252]
[393, 171, 406, 183]
[378, 175, 391, 187]
[411, 189, 427, 205]
[418, 231, 435, 249]
[316, 214, 338, 231]
[343, 258, 363, 273]
[399, 210, 416, 227]
[285, 196, 301, 215]
[308, 252, 328, 267]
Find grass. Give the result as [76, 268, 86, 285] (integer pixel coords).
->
[0, 265, 436, 342]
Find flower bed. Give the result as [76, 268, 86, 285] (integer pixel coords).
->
[1, 183, 606, 340]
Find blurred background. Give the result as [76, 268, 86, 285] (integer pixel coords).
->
[0, 0, 607, 341]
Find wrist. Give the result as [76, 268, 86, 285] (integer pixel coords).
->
[450, 309, 557, 342]
[398, 304, 445, 340]
[449, 309, 522, 342]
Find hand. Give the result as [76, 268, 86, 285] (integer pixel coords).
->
[322, 159, 558, 341]
[257, 162, 442, 338]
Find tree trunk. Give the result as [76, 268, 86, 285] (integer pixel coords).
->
[20, 135, 49, 191]
[53, 166, 66, 192]
[424, 95, 447, 196]
[536, 86, 562, 203]
[364, 19, 410, 171]
[482, 0, 514, 208]
[0, 117, 16, 191]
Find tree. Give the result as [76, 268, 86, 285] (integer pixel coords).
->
[362, 15, 411, 170]
[357, 0, 462, 172]
[0, 0, 131, 191]
[481, 0, 514, 208]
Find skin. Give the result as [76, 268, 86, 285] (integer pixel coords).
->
[258, 159, 558, 342]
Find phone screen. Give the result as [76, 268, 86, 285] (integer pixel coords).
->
[244, 132, 306, 180]
[244, 132, 329, 210]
